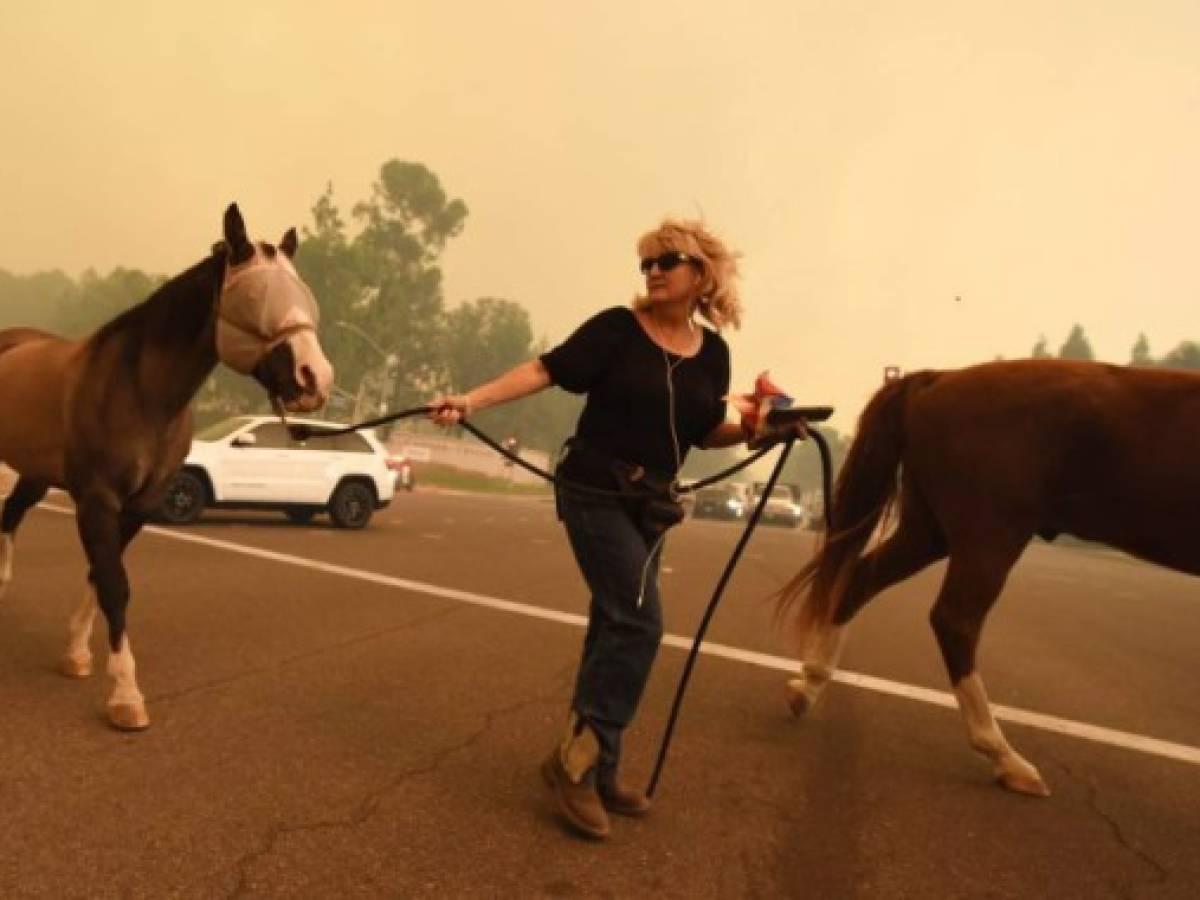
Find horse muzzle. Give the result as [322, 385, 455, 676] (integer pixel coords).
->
[252, 334, 334, 414]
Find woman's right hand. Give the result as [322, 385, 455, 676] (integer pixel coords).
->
[427, 393, 472, 426]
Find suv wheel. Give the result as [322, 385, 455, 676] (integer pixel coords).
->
[284, 506, 317, 524]
[329, 481, 374, 529]
[160, 471, 206, 524]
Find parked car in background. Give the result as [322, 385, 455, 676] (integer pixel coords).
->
[692, 484, 748, 521]
[758, 484, 806, 528]
[156, 416, 398, 529]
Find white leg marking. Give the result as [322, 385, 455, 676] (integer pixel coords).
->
[60, 584, 98, 678]
[106, 635, 149, 730]
[0, 533, 13, 599]
[787, 624, 846, 716]
[955, 672, 1050, 796]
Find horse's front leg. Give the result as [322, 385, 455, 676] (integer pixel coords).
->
[61, 510, 143, 680]
[75, 497, 149, 731]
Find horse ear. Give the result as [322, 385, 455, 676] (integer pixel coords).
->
[280, 228, 299, 259]
[223, 203, 254, 264]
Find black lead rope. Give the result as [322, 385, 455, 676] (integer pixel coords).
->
[287, 406, 780, 500]
[292, 404, 836, 797]
[647, 436, 801, 798]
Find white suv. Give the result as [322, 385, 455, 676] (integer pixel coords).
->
[157, 416, 398, 529]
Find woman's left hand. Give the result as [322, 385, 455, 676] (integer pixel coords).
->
[427, 393, 472, 426]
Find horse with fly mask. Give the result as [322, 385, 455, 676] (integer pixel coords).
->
[0, 203, 333, 730]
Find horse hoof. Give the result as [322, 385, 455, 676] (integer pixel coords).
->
[786, 678, 814, 717]
[107, 703, 150, 731]
[59, 654, 93, 679]
[997, 768, 1051, 797]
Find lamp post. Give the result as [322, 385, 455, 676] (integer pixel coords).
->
[334, 320, 390, 362]
[333, 321, 398, 421]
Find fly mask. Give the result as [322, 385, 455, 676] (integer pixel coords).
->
[216, 246, 333, 411]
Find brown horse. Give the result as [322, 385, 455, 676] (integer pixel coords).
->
[0, 204, 333, 730]
[779, 359, 1200, 795]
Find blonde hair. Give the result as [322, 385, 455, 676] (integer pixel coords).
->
[633, 218, 743, 330]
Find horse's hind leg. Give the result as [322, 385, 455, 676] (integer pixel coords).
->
[930, 536, 1048, 796]
[75, 497, 149, 730]
[0, 477, 50, 600]
[787, 494, 946, 716]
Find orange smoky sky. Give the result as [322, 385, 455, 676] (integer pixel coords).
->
[2, 1, 1198, 431]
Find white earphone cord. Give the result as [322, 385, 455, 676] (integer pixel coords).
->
[637, 349, 684, 608]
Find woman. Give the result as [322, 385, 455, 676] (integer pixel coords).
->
[429, 219, 799, 839]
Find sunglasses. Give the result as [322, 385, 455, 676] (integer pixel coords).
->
[639, 251, 699, 276]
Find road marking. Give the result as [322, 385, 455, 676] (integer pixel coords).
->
[36, 502, 1200, 770]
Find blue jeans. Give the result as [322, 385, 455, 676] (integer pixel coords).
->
[558, 489, 665, 785]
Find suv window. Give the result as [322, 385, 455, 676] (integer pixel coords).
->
[248, 422, 292, 449]
[196, 417, 252, 441]
[280, 427, 373, 454]
[287, 425, 337, 451]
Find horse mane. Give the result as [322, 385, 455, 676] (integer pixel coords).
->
[87, 252, 224, 352]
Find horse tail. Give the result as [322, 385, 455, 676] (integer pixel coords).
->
[778, 371, 939, 637]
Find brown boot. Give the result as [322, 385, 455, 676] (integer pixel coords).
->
[541, 714, 610, 840]
[598, 780, 652, 818]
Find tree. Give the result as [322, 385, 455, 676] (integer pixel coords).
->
[297, 183, 365, 336]
[449, 327, 587, 457]
[1158, 341, 1200, 370]
[203, 161, 473, 423]
[512, 387, 585, 456]
[1129, 333, 1153, 366]
[349, 160, 469, 411]
[1031, 335, 1051, 358]
[777, 426, 850, 495]
[1058, 324, 1094, 361]
[0, 268, 77, 331]
[289, 183, 375, 420]
[55, 267, 164, 337]
[442, 298, 534, 394]
[440, 297, 548, 449]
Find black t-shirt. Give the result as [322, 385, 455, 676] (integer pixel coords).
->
[540, 306, 730, 486]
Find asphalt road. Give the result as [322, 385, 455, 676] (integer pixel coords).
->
[0, 487, 1197, 898]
